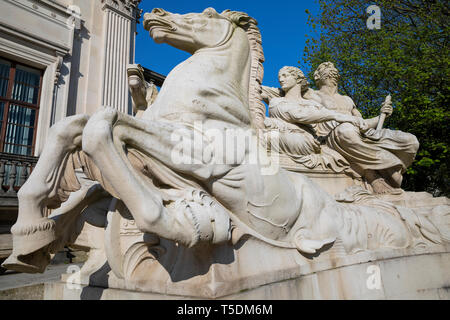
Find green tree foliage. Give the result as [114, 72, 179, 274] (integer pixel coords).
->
[302, 0, 449, 196]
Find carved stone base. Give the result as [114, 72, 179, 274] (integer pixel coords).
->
[40, 190, 450, 299]
[44, 243, 450, 299]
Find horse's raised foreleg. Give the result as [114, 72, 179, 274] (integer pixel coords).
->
[3, 115, 90, 273]
[81, 108, 229, 246]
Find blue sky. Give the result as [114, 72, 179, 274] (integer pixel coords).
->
[135, 1, 320, 89]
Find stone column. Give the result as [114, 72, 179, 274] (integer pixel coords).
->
[100, 0, 141, 114]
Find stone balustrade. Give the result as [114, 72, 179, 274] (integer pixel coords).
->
[0, 153, 38, 205]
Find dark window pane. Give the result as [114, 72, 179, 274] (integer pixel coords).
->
[3, 105, 35, 155]
[3, 144, 32, 156]
[0, 101, 4, 134]
[7, 104, 35, 126]
[0, 78, 8, 98]
[0, 59, 10, 97]
[12, 65, 40, 104]
[15, 65, 40, 86]
[0, 59, 10, 77]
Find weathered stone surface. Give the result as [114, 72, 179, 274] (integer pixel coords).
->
[0, 263, 80, 299]
[0, 284, 45, 300]
[44, 245, 450, 299]
[2, 7, 449, 300]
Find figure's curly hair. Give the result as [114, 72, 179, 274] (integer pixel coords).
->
[314, 62, 340, 86]
[279, 66, 309, 93]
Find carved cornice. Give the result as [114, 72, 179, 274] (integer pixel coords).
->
[101, 0, 142, 21]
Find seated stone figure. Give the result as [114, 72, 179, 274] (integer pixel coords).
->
[262, 66, 363, 176]
[303, 62, 419, 194]
[127, 64, 159, 118]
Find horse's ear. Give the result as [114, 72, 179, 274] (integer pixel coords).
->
[203, 7, 218, 17]
[221, 10, 257, 27]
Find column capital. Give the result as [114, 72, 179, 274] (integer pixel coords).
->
[101, 0, 142, 21]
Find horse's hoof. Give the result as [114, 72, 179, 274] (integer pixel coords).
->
[4, 217, 55, 274]
[2, 247, 51, 274]
[10, 218, 56, 256]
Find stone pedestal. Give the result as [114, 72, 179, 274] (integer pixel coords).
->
[40, 190, 450, 300]
[43, 242, 450, 299]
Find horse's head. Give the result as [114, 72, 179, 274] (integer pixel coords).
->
[143, 8, 253, 54]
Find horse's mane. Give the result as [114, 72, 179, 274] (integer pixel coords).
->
[221, 10, 266, 129]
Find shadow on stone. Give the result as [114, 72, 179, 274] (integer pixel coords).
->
[80, 262, 110, 300]
[156, 240, 236, 283]
[300, 241, 335, 260]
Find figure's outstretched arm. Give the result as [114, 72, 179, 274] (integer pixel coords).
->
[352, 104, 380, 129]
[271, 99, 366, 129]
[353, 97, 394, 130]
[261, 86, 282, 104]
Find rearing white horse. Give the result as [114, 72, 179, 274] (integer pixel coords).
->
[4, 8, 448, 274]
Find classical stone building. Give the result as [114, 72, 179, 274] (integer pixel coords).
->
[0, 0, 142, 268]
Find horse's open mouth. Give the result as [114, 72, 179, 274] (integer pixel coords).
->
[143, 17, 176, 33]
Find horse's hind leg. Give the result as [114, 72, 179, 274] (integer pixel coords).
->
[3, 114, 89, 273]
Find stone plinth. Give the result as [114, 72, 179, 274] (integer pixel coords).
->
[43, 242, 450, 299]
[41, 190, 450, 300]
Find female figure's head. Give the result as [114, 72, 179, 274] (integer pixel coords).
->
[278, 66, 309, 95]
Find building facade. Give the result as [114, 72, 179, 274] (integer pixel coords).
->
[0, 0, 142, 267]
